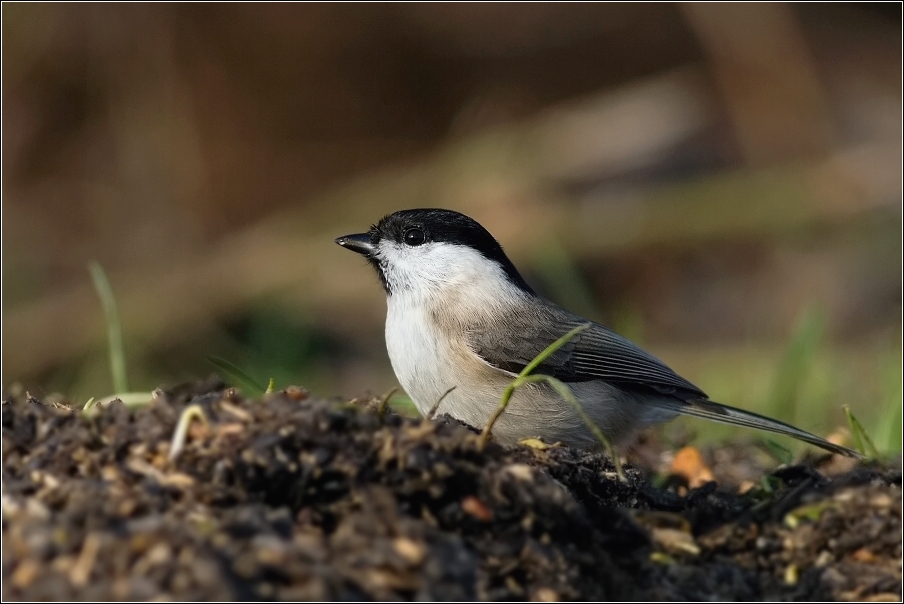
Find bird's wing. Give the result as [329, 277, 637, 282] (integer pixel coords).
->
[467, 299, 863, 458]
[467, 301, 706, 398]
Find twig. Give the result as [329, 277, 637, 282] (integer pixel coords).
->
[426, 386, 457, 420]
[376, 387, 398, 417]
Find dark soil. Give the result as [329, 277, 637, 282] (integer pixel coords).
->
[3, 380, 901, 601]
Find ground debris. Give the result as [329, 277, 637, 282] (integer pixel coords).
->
[2, 383, 900, 601]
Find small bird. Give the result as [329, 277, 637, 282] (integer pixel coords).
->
[336, 208, 858, 458]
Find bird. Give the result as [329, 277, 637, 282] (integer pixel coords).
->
[336, 208, 859, 458]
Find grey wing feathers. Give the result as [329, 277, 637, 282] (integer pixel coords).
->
[468, 301, 706, 397]
[467, 300, 860, 458]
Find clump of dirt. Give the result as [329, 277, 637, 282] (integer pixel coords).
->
[2, 380, 901, 601]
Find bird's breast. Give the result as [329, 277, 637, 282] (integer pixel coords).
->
[384, 292, 504, 418]
[384, 294, 649, 447]
[385, 296, 449, 416]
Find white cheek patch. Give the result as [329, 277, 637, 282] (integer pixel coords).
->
[376, 241, 426, 293]
[377, 240, 511, 298]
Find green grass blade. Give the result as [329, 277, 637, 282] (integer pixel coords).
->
[480, 324, 589, 449]
[520, 323, 590, 378]
[767, 308, 825, 423]
[389, 393, 420, 418]
[843, 405, 880, 460]
[523, 373, 624, 480]
[207, 356, 266, 395]
[873, 348, 903, 455]
[873, 394, 902, 456]
[89, 262, 129, 393]
[762, 438, 793, 465]
[474, 320, 640, 480]
[81, 392, 155, 416]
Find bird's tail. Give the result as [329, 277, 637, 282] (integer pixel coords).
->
[658, 398, 863, 459]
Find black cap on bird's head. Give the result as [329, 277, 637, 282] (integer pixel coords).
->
[335, 208, 534, 295]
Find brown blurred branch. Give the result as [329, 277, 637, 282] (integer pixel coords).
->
[681, 3, 837, 164]
[3, 70, 899, 380]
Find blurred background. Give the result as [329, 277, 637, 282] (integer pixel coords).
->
[3, 4, 901, 452]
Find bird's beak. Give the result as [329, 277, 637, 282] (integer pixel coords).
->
[335, 233, 375, 257]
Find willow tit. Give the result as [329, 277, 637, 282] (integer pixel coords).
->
[336, 208, 857, 457]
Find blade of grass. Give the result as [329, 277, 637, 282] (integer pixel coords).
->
[522, 324, 590, 376]
[376, 387, 399, 417]
[207, 355, 266, 395]
[522, 373, 624, 480]
[388, 393, 420, 418]
[476, 322, 624, 479]
[843, 405, 880, 460]
[873, 346, 902, 455]
[762, 438, 793, 465]
[426, 386, 457, 420]
[479, 324, 590, 447]
[169, 404, 210, 461]
[81, 392, 155, 416]
[873, 393, 902, 456]
[88, 262, 128, 393]
[766, 308, 825, 425]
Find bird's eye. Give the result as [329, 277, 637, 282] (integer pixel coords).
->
[403, 227, 426, 246]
